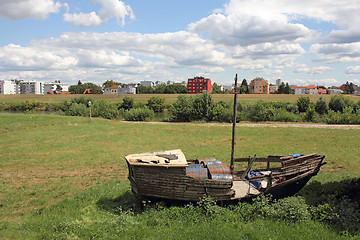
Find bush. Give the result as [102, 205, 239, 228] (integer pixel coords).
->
[66, 103, 88, 116]
[304, 106, 317, 122]
[325, 107, 360, 124]
[70, 96, 94, 106]
[92, 100, 118, 119]
[124, 107, 155, 121]
[315, 97, 328, 115]
[246, 101, 275, 122]
[146, 96, 165, 113]
[191, 93, 214, 122]
[328, 95, 352, 113]
[169, 95, 194, 122]
[211, 102, 230, 122]
[286, 104, 299, 113]
[120, 97, 134, 111]
[272, 109, 300, 122]
[297, 97, 311, 113]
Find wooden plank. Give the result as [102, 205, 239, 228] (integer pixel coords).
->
[241, 156, 257, 179]
[234, 157, 282, 163]
[281, 153, 318, 167]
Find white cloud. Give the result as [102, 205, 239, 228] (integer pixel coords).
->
[0, 0, 62, 20]
[0, 44, 77, 71]
[76, 49, 141, 68]
[292, 78, 340, 86]
[293, 64, 333, 75]
[64, 0, 135, 27]
[64, 12, 103, 27]
[345, 66, 360, 75]
[189, 13, 312, 47]
[310, 43, 360, 63]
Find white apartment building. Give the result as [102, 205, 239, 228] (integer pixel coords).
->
[43, 82, 69, 93]
[0, 80, 17, 94]
[140, 81, 155, 88]
[19, 81, 44, 94]
[118, 85, 136, 94]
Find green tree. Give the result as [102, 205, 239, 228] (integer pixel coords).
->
[277, 82, 285, 94]
[297, 97, 311, 113]
[102, 80, 121, 90]
[284, 83, 293, 94]
[240, 79, 249, 94]
[147, 96, 165, 112]
[344, 81, 355, 94]
[191, 93, 214, 121]
[69, 82, 102, 94]
[92, 100, 118, 119]
[169, 95, 193, 122]
[154, 84, 166, 94]
[329, 95, 352, 112]
[137, 85, 154, 94]
[212, 82, 222, 94]
[120, 97, 134, 110]
[315, 97, 328, 115]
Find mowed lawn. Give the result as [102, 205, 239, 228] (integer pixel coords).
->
[0, 114, 359, 238]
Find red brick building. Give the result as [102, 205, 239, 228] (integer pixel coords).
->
[249, 78, 269, 94]
[187, 76, 212, 94]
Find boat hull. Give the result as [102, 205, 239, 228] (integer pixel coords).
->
[125, 150, 325, 202]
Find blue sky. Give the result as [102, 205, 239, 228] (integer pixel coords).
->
[0, 0, 359, 87]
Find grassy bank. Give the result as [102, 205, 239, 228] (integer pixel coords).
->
[0, 114, 359, 239]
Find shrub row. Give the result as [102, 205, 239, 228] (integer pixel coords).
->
[1, 95, 359, 124]
[169, 94, 360, 124]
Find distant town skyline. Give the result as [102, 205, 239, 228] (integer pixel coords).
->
[0, 0, 360, 87]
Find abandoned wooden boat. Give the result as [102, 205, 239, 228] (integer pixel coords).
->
[125, 149, 326, 201]
[125, 74, 325, 201]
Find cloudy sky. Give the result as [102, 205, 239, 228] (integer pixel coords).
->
[0, 0, 359, 86]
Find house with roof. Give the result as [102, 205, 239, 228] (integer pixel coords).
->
[104, 85, 120, 94]
[294, 85, 317, 94]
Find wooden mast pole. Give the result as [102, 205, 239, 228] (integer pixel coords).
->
[230, 74, 238, 174]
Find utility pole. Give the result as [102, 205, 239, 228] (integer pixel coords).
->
[230, 74, 238, 174]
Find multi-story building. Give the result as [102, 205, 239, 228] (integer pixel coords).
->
[187, 76, 211, 94]
[19, 81, 44, 94]
[222, 85, 233, 92]
[249, 78, 269, 94]
[43, 82, 69, 94]
[118, 85, 136, 94]
[140, 81, 154, 88]
[294, 85, 317, 94]
[0, 80, 17, 94]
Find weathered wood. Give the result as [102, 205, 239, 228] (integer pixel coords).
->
[234, 157, 282, 163]
[126, 149, 325, 202]
[281, 153, 318, 167]
[241, 156, 257, 179]
[230, 74, 238, 174]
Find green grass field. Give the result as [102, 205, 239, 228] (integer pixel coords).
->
[1, 114, 359, 239]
